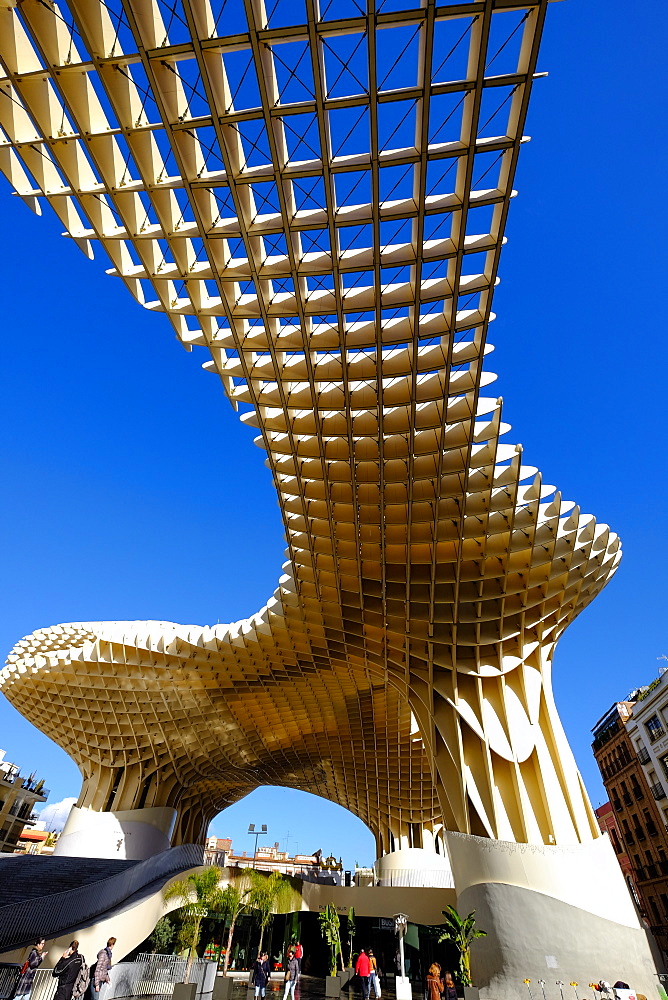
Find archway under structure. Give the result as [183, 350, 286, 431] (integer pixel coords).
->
[206, 784, 377, 871]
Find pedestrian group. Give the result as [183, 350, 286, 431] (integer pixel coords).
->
[14, 936, 116, 1000]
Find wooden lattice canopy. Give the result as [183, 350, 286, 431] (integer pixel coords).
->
[0, 0, 618, 852]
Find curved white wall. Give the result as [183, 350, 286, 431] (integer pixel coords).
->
[444, 831, 640, 928]
[54, 806, 177, 860]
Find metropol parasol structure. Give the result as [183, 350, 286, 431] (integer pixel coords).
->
[0, 0, 659, 990]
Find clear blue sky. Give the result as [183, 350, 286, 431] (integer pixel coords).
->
[0, 1, 666, 869]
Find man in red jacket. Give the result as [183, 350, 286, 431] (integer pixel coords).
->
[356, 949, 371, 999]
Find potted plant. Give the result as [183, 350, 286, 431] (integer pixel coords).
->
[163, 867, 225, 1000]
[319, 903, 344, 996]
[437, 905, 487, 1000]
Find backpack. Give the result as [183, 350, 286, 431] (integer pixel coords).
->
[72, 961, 90, 999]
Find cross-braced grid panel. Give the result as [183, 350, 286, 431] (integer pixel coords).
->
[0, 0, 621, 850]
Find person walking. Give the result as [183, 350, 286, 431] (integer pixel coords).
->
[368, 950, 381, 999]
[92, 938, 116, 996]
[355, 949, 371, 1000]
[52, 941, 86, 1000]
[283, 948, 299, 1000]
[252, 952, 271, 999]
[294, 941, 303, 976]
[442, 972, 457, 1000]
[15, 939, 48, 1000]
[426, 964, 443, 1000]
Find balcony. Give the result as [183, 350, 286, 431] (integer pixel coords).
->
[592, 720, 620, 751]
[633, 785, 645, 801]
[623, 792, 633, 806]
[21, 778, 49, 798]
[613, 798, 623, 812]
[651, 782, 667, 800]
[647, 822, 659, 837]
[0, 771, 48, 799]
[638, 747, 651, 765]
[649, 727, 666, 744]
[623, 831, 636, 846]
[634, 827, 647, 842]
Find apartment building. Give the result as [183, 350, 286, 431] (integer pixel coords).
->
[593, 693, 668, 956]
[0, 749, 49, 853]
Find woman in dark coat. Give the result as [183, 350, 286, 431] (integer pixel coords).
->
[252, 951, 271, 998]
[52, 941, 85, 1000]
[16, 939, 48, 999]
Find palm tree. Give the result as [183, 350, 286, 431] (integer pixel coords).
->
[318, 904, 344, 975]
[219, 882, 248, 974]
[163, 867, 225, 982]
[437, 905, 486, 987]
[247, 870, 291, 953]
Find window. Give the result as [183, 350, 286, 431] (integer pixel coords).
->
[645, 715, 665, 743]
[644, 809, 659, 836]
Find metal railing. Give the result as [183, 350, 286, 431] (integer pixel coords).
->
[0, 773, 49, 798]
[0, 965, 20, 1000]
[651, 781, 666, 800]
[29, 957, 217, 1000]
[0, 845, 205, 952]
[374, 867, 455, 888]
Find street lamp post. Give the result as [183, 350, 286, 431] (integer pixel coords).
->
[248, 823, 267, 862]
[393, 913, 412, 1000]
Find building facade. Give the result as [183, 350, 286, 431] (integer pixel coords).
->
[593, 697, 668, 956]
[594, 801, 634, 884]
[204, 837, 343, 881]
[0, 750, 49, 854]
[14, 823, 58, 855]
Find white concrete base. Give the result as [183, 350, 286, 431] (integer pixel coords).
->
[394, 978, 412, 1000]
[443, 833, 664, 1000]
[54, 805, 177, 860]
[374, 847, 453, 887]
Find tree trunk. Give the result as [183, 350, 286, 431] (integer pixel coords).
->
[461, 949, 471, 986]
[258, 924, 265, 954]
[223, 919, 236, 975]
[185, 917, 201, 983]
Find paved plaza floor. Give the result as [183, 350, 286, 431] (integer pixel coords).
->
[226, 976, 399, 1000]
